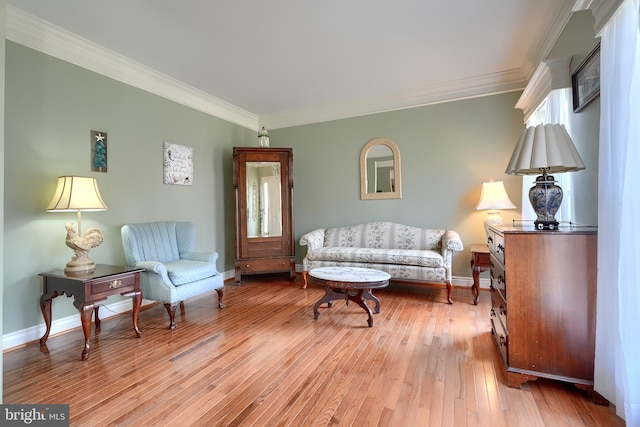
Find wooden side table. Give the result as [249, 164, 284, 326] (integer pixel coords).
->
[39, 264, 144, 361]
[470, 244, 490, 305]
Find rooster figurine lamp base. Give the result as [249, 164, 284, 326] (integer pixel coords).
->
[63, 212, 104, 274]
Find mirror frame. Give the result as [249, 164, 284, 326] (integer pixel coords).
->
[360, 137, 402, 200]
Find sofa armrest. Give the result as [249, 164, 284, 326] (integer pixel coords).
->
[181, 251, 219, 264]
[442, 230, 464, 252]
[299, 229, 326, 250]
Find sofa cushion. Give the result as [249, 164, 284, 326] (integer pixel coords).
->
[307, 247, 443, 268]
[164, 260, 218, 286]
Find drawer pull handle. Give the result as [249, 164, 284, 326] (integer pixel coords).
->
[487, 236, 493, 244]
[497, 243, 505, 254]
[108, 280, 121, 289]
[499, 335, 506, 347]
[490, 308, 496, 317]
[500, 305, 506, 316]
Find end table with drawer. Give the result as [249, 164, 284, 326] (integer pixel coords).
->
[39, 264, 144, 361]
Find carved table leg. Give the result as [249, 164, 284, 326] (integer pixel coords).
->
[471, 262, 480, 305]
[302, 271, 308, 289]
[361, 289, 381, 314]
[39, 293, 54, 346]
[94, 305, 101, 331]
[131, 290, 143, 337]
[313, 286, 342, 320]
[350, 289, 376, 327]
[80, 302, 95, 361]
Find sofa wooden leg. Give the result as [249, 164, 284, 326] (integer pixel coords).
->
[302, 271, 308, 289]
[445, 281, 453, 304]
[217, 288, 225, 309]
[164, 303, 179, 329]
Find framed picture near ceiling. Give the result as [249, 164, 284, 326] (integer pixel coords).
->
[572, 44, 600, 113]
[91, 130, 107, 172]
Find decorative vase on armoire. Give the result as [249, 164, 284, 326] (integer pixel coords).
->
[232, 147, 295, 284]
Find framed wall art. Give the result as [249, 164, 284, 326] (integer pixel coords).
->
[572, 44, 600, 113]
[91, 130, 107, 172]
[163, 142, 193, 185]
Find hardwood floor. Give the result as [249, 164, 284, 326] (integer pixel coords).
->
[3, 275, 625, 426]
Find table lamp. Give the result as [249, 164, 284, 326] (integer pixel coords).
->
[475, 179, 516, 236]
[505, 124, 585, 229]
[46, 176, 108, 274]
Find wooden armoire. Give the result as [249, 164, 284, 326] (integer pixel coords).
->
[233, 147, 295, 283]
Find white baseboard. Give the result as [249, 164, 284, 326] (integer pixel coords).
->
[2, 298, 156, 351]
[2, 270, 238, 351]
[2, 269, 485, 351]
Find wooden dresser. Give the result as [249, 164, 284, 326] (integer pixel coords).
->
[487, 224, 604, 402]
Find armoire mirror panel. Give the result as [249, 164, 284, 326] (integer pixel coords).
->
[246, 162, 282, 238]
[360, 138, 402, 200]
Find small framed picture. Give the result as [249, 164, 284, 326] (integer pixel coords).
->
[91, 130, 107, 172]
[572, 44, 600, 113]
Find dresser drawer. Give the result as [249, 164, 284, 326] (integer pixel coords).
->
[491, 315, 508, 365]
[493, 232, 505, 265]
[92, 273, 136, 295]
[490, 284, 507, 332]
[237, 257, 293, 274]
[490, 254, 506, 300]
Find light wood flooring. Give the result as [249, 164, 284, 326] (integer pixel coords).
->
[3, 275, 625, 426]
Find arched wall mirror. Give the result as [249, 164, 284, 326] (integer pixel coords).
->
[360, 138, 402, 200]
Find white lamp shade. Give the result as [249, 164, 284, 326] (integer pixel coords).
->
[46, 176, 107, 212]
[505, 124, 585, 175]
[475, 181, 516, 211]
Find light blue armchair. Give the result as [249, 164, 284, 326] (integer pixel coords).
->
[121, 221, 225, 329]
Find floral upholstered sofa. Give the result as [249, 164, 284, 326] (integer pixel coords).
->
[299, 222, 464, 304]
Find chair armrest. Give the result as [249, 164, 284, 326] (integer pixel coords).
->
[299, 229, 326, 250]
[442, 230, 464, 252]
[181, 251, 219, 264]
[136, 260, 170, 280]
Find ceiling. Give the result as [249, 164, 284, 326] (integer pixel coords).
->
[5, 1, 577, 129]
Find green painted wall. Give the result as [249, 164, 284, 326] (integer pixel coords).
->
[3, 9, 601, 342]
[271, 92, 526, 277]
[3, 42, 255, 335]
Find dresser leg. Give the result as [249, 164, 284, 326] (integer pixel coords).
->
[506, 371, 539, 388]
[575, 384, 610, 405]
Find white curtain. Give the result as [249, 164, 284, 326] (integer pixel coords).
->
[522, 88, 575, 223]
[594, 0, 640, 424]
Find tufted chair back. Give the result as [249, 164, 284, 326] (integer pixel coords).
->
[121, 221, 195, 265]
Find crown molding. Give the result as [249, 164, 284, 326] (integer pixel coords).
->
[515, 57, 572, 123]
[5, 6, 259, 131]
[262, 69, 527, 129]
[518, 1, 576, 83]
[573, 0, 624, 36]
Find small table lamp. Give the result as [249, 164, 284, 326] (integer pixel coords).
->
[476, 179, 516, 236]
[46, 176, 108, 274]
[505, 124, 585, 229]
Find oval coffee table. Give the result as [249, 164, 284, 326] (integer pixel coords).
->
[309, 267, 390, 327]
